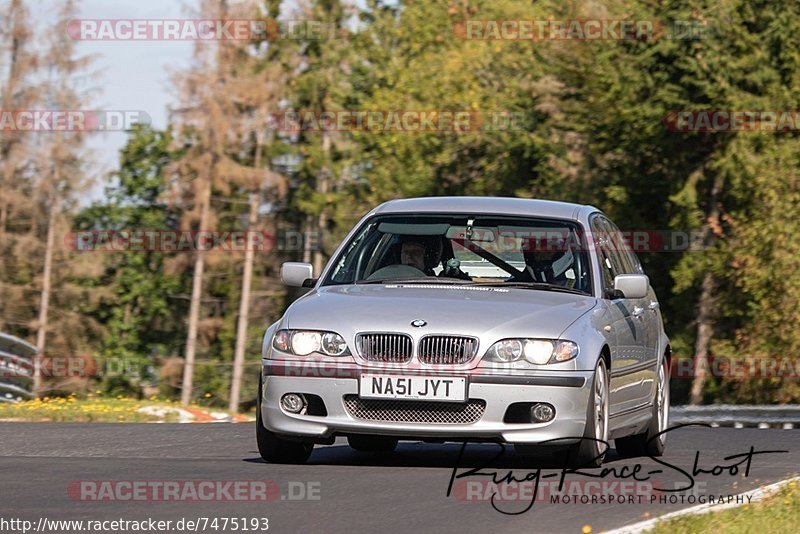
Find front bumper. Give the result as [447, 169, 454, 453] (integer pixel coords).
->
[260, 360, 593, 444]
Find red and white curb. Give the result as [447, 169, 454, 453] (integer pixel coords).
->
[137, 405, 254, 423]
[605, 475, 800, 533]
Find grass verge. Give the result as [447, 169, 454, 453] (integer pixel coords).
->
[0, 395, 189, 422]
[648, 480, 800, 533]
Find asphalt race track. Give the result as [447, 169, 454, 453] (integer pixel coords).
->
[0, 423, 797, 533]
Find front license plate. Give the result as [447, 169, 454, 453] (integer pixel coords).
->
[359, 374, 466, 402]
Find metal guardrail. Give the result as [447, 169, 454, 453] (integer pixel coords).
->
[0, 332, 36, 402]
[671, 405, 800, 429]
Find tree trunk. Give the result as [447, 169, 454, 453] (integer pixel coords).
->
[180, 0, 229, 406]
[312, 131, 332, 275]
[229, 132, 264, 413]
[313, 206, 326, 275]
[229, 191, 259, 412]
[689, 271, 715, 404]
[689, 172, 722, 405]
[34, 197, 58, 397]
[180, 180, 211, 405]
[0, 161, 12, 235]
[303, 214, 314, 265]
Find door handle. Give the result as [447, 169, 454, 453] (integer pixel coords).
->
[632, 306, 644, 318]
[648, 301, 660, 311]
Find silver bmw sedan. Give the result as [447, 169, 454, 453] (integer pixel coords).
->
[257, 197, 670, 467]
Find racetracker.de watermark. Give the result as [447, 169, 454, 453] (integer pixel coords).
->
[0, 110, 149, 132]
[67, 19, 339, 41]
[269, 110, 528, 132]
[0, 354, 163, 380]
[0, 354, 97, 380]
[672, 356, 800, 379]
[452, 479, 712, 505]
[400, 228, 713, 253]
[64, 230, 312, 253]
[665, 110, 800, 132]
[454, 19, 709, 41]
[67, 480, 320, 502]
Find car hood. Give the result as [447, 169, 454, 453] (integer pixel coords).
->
[283, 284, 596, 341]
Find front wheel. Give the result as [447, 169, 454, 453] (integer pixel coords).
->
[568, 358, 609, 468]
[615, 358, 670, 458]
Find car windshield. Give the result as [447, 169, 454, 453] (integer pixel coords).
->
[323, 214, 592, 295]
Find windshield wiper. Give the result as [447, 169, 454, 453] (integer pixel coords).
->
[476, 281, 588, 295]
[356, 277, 475, 285]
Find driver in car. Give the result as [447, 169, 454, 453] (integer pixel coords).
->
[368, 235, 473, 281]
[367, 236, 442, 280]
[521, 239, 576, 287]
[400, 240, 427, 272]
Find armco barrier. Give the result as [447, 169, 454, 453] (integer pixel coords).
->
[670, 405, 800, 429]
[0, 332, 36, 402]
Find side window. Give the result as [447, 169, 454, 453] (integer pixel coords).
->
[604, 218, 642, 274]
[599, 216, 639, 273]
[591, 216, 618, 292]
[593, 214, 643, 296]
[627, 249, 644, 274]
[599, 247, 618, 292]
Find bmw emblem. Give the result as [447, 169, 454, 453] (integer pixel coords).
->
[411, 319, 427, 328]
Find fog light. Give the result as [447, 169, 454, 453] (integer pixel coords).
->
[281, 393, 307, 414]
[530, 403, 555, 423]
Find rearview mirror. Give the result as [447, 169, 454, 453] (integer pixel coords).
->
[281, 262, 314, 287]
[613, 274, 649, 299]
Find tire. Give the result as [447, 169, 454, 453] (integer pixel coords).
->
[256, 378, 313, 464]
[567, 358, 610, 468]
[347, 435, 398, 452]
[615, 358, 670, 458]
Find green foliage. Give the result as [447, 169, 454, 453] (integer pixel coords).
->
[73, 125, 186, 396]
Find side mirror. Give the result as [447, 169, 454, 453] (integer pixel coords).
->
[613, 274, 649, 299]
[281, 262, 314, 288]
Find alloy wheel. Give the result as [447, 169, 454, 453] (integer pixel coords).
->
[656, 362, 669, 446]
[593, 364, 609, 455]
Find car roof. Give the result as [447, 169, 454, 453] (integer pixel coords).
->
[370, 196, 600, 221]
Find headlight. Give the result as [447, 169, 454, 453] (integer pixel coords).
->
[321, 332, 348, 356]
[490, 339, 524, 362]
[272, 330, 290, 352]
[484, 339, 578, 365]
[291, 332, 321, 355]
[272, 330, 350, 356]
[524, 340, 555, 364]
